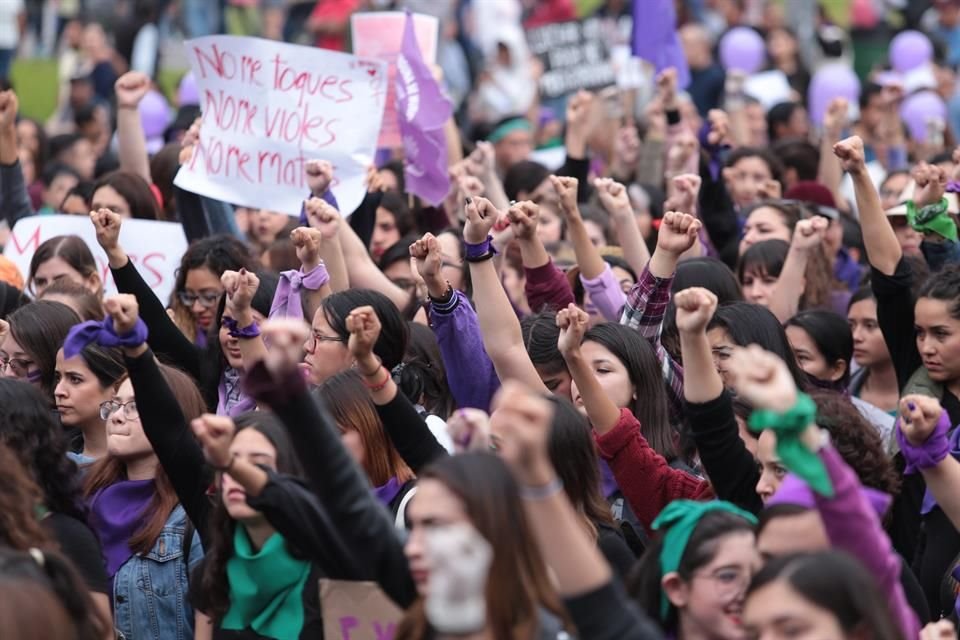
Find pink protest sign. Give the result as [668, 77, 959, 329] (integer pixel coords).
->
[351, 12, 439, 149]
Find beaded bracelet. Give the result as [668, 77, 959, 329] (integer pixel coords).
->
[362, 366, 391, 392]
[519, 477, 564, 501]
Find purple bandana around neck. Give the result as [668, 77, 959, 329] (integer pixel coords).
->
[195, 328, 208, 349]
[598, 458, 619, 500]
[372, 477, 404, 506]
[217, 367, 257, 417]
[88, 478, 156, 577]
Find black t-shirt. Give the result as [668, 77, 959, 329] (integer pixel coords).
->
[43, 512, 109, 595]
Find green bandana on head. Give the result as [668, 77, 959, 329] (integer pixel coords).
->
[748, 392, 833, 498]
[652, 500, 758, 621]
[906, 197, 958, 242]
[487, 118, 533, 143]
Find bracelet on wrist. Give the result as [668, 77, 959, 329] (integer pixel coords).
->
[223, 316, 261, 340]
[428, 281, 454, 304]
[357, 356, 383, 378]
[464, 235, 498, 261]
[519, 477, 564, 501]
[362, 366, 391, 392]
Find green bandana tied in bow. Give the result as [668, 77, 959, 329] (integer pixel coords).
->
[907, 197, 958, 241]
[652, 500, 758, 621]
[748, 392, 833, 498]
[222, 528, 311, 640]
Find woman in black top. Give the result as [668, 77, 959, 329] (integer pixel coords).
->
[0, 378, 112, 631]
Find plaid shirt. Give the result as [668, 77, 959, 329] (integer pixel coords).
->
[620, 265, 685, 416]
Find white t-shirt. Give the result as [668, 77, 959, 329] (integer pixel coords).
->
[0, 0, 24, 50]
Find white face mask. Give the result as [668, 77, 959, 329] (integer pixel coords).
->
[424, 523, 493, 635]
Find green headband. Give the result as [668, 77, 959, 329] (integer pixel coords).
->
[488, 118, 533, 143]
[906, 197, 958, 242]
[748, 392, 834, 498]
[652, 500, 758, 621]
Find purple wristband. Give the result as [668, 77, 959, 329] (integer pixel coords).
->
[464, 235, 497, 260]
[223, 317, 261, 339]
[897, 409, 952, 473]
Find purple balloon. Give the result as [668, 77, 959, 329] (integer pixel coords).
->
[718, 27, 766, 74]
[900, 90, 947, 142]
[807, 63, 861, 125]
[890, 30, 933, 73]
[139, 89, 172, 140]
[178, 71, 199, 107]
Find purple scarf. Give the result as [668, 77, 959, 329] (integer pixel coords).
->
[372, 477, 404, 506]
[88, 479, 156, 577]
[217, 367, 257, 417]
[269, 263, 330, 320]
[897, 410, 957, 514]
[63, 317, 149, 359]
[598, 459, 619, 500]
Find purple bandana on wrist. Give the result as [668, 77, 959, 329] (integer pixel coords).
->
[63, 317, 149, 359]
[897, 409, 951, 473]
[464, 235, 497, 260]
[222, 317, 261, 339]
[269, 263, 330, 320]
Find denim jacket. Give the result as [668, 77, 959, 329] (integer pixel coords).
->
[113, 505, 203, 640]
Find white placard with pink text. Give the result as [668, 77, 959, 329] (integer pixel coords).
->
[174, 36, 388, 217]
[6, 215, 188, 304]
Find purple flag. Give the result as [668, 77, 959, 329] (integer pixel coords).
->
[631, 0, 691, 90]
[396, 11, 452, 205]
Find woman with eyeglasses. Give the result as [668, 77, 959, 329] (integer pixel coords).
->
[79, 354, 206, 640]
[90, 209, 277, 413]
[1, 300, 80, 397]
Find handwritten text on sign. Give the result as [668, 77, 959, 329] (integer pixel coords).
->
[319, 579, 402, 640]
[6, 215, 188, 303]
[174, 36, 387, 217]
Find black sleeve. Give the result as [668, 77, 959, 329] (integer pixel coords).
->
[348, 190, 383, 249]
[173, 187, 210, 242]
[44, 514, 110, 594]
[125, 348, 212, 545]
[244, 362, 418, 608]
[111, 259, 204, 382]
[597, 523, 637, 581]
[563, 581, 664, 640]
[697, 156, 740, 268]
[376, 392, 448, 474]
[246, 471, 363, 577]
[686, 390, 763, 515]
[872, 260, 921, 391]
[557, 155, 592, 202]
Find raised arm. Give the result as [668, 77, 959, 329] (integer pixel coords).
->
[0, 90, 35, 225]
[104, 295, 212, 544]
[677, 287, 762, 512]
[467, 197, 547, 391]
[491, 382, 666, 640]
[337, 207, 412, 311]
[511, 200, 575, 313]
[114, 71, 153, 183]
[818, 98, 848, 211]
[899, 395, 960, 532]
[767, 217, 829, 323]
[412, 232, 500, 411]
[834, 136, 901, 275]
[557, 303, 621, 433]
[91, 208, 203, 380]
[221, 269, 268, 367]
[596, 178, 650, 275]
[304, 196, 348, 295]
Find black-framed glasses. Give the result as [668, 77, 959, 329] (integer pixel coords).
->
[100, 399, 139, 421]
[178, 290, 223, 308]
[0, 355, 35, 378]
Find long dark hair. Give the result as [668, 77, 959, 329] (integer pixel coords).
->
[84, 364, 206, 554]
[0, 379, 84, 520]
[746, 551, 904, 640]
[582, 322, 676, 459]
[0, 546, 112, 640]
[785, 310, 853, 386]
[396, 453, 568, 640]
[396, 322, 454, 419]
[320, 289, 409, 370]
[739, 239, 835, 311]
[0, 442, 52, 551]
[628, 510, 756, 632]
[662, 256, 744, 359]
[7, 301, 81, 398]
[520, 310, 567, 380]
[38, 279, 105, 321]
[195, 410, 304, 624]
[546, 395, 614, 537]
[708, 302, 810, 389]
